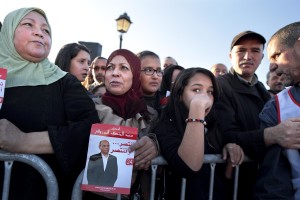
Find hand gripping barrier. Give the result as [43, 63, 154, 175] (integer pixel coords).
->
[72, 154, 252, 200]
[0, 150, 59, 200]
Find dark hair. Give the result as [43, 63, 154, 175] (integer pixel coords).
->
[269, 22, 300, 48]
[99, 140, 109, 145]
[165, 56, 178, 65]
[55, 43, 91, 72]
[166, 67, 219, 132]
[92, 56, 107, 63]
[136, 50, 160, 60]
[90, 56, 107, 69]
[162, 67, 222, 151]
[160, 64, 185, 96]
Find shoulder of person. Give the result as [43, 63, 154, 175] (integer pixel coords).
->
[95, 99, 140, 126]
[256, 80, 272, 101]
[55, 73, 88, 92]
[89, 153, 102, 161]
[257, 80, 270, 91]
[92, 96, 101, 104]
[257, 79, 268, 88]
[156, 114, 175, 132]
[109, 154, 117, 159]
[216, 73, 235, 86]
[216, 73, 236, 95]
[59, 73, 79, 84]
[146, 105, 158, 121]
[95, 99, 116, 121]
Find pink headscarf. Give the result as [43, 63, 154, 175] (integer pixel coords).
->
[102, 49, 148, 119]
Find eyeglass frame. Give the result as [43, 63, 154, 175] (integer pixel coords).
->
[140, 67, 164, 77]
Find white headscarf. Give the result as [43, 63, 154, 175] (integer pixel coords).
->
[0, 7, 66, 88]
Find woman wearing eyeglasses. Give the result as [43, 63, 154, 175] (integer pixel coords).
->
[137, 50, 165, 116]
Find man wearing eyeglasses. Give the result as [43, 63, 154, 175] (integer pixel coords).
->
[88, 56, 107, 92]
[137, 50, 164, 115]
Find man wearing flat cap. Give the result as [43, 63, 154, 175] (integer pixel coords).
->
[214, 30, 271, 200]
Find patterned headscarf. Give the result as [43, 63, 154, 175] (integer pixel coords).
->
[102, 49, 148, 120]
[0, 7, 66, 88]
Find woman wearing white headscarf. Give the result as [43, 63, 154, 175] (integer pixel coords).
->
[0, 7, 99, 199]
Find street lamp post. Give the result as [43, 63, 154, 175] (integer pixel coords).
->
[116, 13, 132, 49]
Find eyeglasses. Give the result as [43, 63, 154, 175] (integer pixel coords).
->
[90, 66, 106, 71]
[141, 67, 164, 77]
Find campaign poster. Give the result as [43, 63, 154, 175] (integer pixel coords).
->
[81, 124, 138, 194]
[0, 68, 7, 110]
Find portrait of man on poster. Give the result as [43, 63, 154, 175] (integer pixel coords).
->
[87, 140, 118, 186]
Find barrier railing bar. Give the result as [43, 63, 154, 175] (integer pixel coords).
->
[233, 165, 240, 200]
[151, 155, 252, 200]
[116, 194, 121, 200]
[180, 178, 186, 200]
[2, 161, 13, 200]
[150, 164, 158, 200]
[72, 170, 84, 200]
[71, 154, 252, 200]
[209, 163, 216, 200]
[0, 150, 59, 200]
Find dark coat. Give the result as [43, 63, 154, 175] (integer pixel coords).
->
[87, 153, 118, 187]
[0, 74, 100, 200]
[156, 114, 225, 200]
[254, 86, 300, 200]
[254, 145, 294, 200]
[214, 72, 271, 200]
[215, 72, 270, 160]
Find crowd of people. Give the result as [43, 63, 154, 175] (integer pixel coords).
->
[0, 6, 300, 200]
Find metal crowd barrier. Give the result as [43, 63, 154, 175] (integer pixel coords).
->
[71, 170, 122, 200]
[0, 150, 59, 200]
[150, 154, 253, 200]
[71, 154, 252, 200]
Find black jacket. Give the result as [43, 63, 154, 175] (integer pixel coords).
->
[254, 145, 294, 200]
[156, 112, 225, 200]
[214, 71, 271, 200]
[215, 72, 270, 160]
[0, 74, 100, 200]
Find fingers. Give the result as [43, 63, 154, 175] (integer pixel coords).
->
[128, 137, 146, 153]
[129, 136, 158, 168]
[273, 121, 300, 148]
[143, 160, 151, 170]
[135, 146, 156, 161]
[135, 160, 151, 170]
[224, 143, 244, 167]
[239, 151, 245, 165]
[288, 118, 300, 122]
[222, 147, 227, 160]
[289, 143, 300, 149]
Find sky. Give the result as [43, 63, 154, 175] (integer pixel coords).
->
[1, 0, 300, 88]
